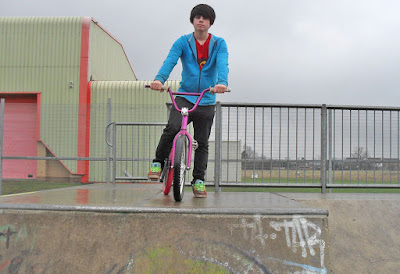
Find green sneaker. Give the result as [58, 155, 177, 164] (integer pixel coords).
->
[148, 162, 162, 181]
[192, 179, 207, 198]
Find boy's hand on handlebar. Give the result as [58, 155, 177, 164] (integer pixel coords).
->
[150, 80, 163, 91]
[213, 84, 227, 94]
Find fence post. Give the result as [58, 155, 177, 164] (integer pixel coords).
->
[106, 98, 111, 184]
[112, 122, 117, 185]
[321, 104, 327, 193]
[214, 101, 222, 192]
[328, 108, 333, 192]
[0, 99, 4, 195]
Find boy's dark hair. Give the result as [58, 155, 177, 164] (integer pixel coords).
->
[190, 4, 216, 25]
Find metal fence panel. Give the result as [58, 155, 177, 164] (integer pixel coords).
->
[1, 99, 400, 193]
[107, 122, 165, 183]
[218, 103, 324, 189]
[328, 106, 400, 188]
[217, 103, 400, 191]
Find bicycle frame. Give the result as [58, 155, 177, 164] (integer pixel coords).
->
[169, 89, 212, 169]
[145, 85, 212, 170]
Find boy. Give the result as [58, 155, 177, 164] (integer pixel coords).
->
[148, 4, 229, 198]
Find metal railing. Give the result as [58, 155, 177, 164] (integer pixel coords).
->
[327, 105, 400, 188]
[105, 122, 165, 184]
[217, 102, 400, 191]
[104, 102, 400, 192]
[1, 97, 400, 194]
[217, 103, 325, 189]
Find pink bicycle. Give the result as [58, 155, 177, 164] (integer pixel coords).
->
[145, 85, 229, 201]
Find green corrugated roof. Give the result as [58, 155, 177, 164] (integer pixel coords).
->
[0, 17, 172, 180]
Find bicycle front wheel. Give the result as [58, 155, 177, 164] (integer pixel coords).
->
[173, 135, 188, 202]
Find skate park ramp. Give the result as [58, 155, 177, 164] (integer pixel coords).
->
[0, 183, 329, 273]
[281, 192, 400, 273]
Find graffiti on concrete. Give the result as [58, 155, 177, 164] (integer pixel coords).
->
[0, 224, 38, 273]
[0, 226, 16, 249]
[0, 255, 24, 273]
[177, 238, 271, 273]
[229, 215, 326, 271]
[270, 216, 325, 269]
[229, 215, 271, 246]
[0, 218, 327, 273]
[105, 252, 135, 274]
[0, 224, 31, 250]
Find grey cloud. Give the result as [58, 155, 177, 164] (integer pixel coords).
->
[1, 0, 400, 106]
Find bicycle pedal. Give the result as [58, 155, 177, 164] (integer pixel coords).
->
[192, 140, 198, 150]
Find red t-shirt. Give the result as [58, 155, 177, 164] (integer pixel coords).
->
[195, 34, 211, 70]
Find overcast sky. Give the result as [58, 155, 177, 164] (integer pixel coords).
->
[1, 0, 400, 106]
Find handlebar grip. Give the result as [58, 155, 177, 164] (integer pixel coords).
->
[144, 85, 169, 91]
[209, 87, 231, 93]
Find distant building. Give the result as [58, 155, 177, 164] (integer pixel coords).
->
[0, 17, 178, 182]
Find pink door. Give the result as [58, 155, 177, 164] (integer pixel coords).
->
[2, 95, 38, 179]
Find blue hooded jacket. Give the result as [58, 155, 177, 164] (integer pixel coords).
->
[155, 33, 229, 106]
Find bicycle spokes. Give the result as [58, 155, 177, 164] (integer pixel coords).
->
[173, 135, 188, 201]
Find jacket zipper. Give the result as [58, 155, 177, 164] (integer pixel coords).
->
[198, 69, 202, 93]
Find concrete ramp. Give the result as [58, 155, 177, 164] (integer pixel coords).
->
[282, 193, 400, 273]
[0, 184, 329, 273]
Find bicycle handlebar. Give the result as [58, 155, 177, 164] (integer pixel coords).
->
[144, 85, 231, 93]
[144, 85, 231, 113]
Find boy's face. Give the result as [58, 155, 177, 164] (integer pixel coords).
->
[192, 15, 211, 32]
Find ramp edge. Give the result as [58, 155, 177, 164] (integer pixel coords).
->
[0, 203, 329, 216]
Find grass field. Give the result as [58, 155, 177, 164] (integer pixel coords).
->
[219, 187, 400, 193]
[1, 173, 400, 197]
[1, 180, 81, 196]
[182, 186, 400, 193]
[241, 169, 400, 185]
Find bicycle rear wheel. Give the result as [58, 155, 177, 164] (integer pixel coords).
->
[173, 135, 188, 202]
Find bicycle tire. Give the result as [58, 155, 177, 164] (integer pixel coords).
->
[173, 135, 188, 201]
[162, 156, 173, 195]
[162, 167, 173, 195]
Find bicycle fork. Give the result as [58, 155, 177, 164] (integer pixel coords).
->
[170, 107, 194, 169]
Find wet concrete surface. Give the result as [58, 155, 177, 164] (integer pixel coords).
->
[0, 183, 328, 215]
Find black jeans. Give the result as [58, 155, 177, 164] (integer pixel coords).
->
[154, 97, 215, 181]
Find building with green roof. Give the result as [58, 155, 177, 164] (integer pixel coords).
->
[0, 16, 177, 182]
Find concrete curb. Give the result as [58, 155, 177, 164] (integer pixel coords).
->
[0, 203, 329, 216]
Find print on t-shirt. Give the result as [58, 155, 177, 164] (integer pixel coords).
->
[198, 58, 207, 69]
